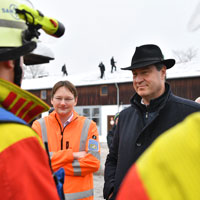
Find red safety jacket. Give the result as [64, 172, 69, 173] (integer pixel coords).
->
[32, 110, 100, 200]
[0, 78, 59, 200]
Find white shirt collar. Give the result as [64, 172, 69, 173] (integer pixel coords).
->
[63, 112, 73, 127]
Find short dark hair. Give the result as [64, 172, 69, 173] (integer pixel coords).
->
[155, 63, 165, 71]
[51, 81, 78, 99]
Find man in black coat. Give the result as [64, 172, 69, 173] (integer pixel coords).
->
[99, 62, 105, 79]
[110, 57, 117, 73]
[61, 64, 68, 76]
[103, 44, 200, 200]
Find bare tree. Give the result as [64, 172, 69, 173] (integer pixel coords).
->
[173, 47, 198, 63]
[24, 64, 48, 79]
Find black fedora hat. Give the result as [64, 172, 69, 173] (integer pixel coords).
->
[121, 44, 175, 70]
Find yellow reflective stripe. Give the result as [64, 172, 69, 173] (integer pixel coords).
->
[137, 112, 200, 200]
[0, 123, 44, 152]
[0, 78, 49, 123]
[64, 189, 93, 200]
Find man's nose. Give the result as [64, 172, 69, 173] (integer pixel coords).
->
[60, 99, 66, 104]
[134, 74, 143, 82]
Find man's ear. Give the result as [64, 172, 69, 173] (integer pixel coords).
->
[74, 97, 78, 106]
[161, 65, 167, 80]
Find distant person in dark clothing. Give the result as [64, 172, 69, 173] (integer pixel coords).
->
[110, 57, 117, 73]
[107, 112, 119, 150]
[61, 64, 68, 76]
[99, 62, 105, 79]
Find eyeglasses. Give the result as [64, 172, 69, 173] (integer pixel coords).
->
[54, 97, 74, 103]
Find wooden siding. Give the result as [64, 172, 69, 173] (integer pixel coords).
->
[27, 77, 200, 106]
[167, 77, 200, 101]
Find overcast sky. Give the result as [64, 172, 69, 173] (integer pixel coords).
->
[31, 0, 200, 75]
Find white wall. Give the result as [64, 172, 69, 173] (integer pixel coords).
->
[100, 105, 119, 142]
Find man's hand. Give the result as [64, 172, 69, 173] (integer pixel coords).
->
[73, 151, 86, 160]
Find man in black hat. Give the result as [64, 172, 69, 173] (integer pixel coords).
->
[103, 44, 200, 200]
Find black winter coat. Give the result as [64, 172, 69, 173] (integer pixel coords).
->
[103, 83, 200, 200]
[107, 125, 116, 150]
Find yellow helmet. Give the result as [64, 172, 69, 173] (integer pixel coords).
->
[0, 0, 37, 61]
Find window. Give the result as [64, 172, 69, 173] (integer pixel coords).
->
[92, 108, 99, 117]
[100, 85, 108, 96]
[40, 90, 47, 100]
[83, 108, 90, 117]
[75, 106, 101, 135]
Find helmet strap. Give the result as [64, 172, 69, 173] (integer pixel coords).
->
[14, 59, 22, 87]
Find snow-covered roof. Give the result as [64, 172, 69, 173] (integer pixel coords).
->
[21, 60, 200, 90]
[167, 59, 200, 79]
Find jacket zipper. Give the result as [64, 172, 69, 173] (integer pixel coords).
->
[61, 130, 64, 149]
[55, 115, 77, 150]
[55, 115, 65, 150]
[60, 126, 68, 150]
[145, 112, 148, 118]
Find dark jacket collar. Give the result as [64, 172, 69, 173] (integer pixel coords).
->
[131, 82, 171, 112]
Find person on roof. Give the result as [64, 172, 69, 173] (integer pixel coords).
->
[32, 80, 100, 200]
[0, 0, 60, 199]
[61, 64, 68, 76]
[103, 44, 200, 200]
[110, 57, 117, 73]
[99, 62, 105, 79]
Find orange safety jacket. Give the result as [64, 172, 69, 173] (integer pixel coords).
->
[117, 112, 200, 200]
[32, 110, 100, 200]
[0, 78, 60, 200]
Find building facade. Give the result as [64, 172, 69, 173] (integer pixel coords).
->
[25, 76, 200, 142]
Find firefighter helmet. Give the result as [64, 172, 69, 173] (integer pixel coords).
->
[0, 0, 37, 62]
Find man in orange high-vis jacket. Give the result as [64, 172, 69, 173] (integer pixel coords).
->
[32, 80, 100, 200]
[117, 112, 200, 200]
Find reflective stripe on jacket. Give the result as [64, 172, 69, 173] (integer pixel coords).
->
[32, 110, 100, 200]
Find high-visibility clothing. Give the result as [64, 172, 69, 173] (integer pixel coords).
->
[0, 78, 60, 200]
[117, 112, 200, 200]
[32, 110, 100, 200]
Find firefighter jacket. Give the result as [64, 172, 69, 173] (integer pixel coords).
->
[32, 110, 101, 200]
[0, 78, 60, 200]
[117, 112, 200, 200]
[104, 83, 200, 200]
